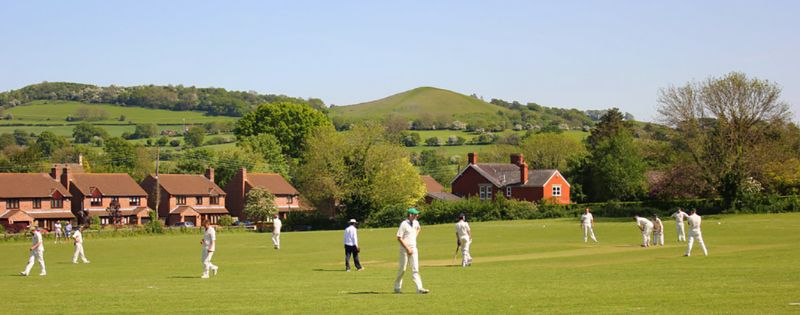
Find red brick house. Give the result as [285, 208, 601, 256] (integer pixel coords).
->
[55, 167, 150, 225]
[420, 175, 460, 203]
[224, 168, 309, 221]
[451, 153, 570, 204]
[0, 173, 73, 233]
[140, 168, 228, 226]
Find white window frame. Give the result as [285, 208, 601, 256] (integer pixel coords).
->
[506, 186, 512, 198]
[552, 185, 562, 197]
[479, 185, 492, 200]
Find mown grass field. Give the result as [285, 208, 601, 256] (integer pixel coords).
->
[1, 213, 798, 314]
[4, 101, 237, 125]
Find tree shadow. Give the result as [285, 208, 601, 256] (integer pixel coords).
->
[312, 268, 343, 272]
[345, 291, 394, 295]
[167, 276, 198, 279]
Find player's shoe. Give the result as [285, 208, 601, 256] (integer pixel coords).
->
[212, 266, 218, 276]
[417, 288, 430, 294]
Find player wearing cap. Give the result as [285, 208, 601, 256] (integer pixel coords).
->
[455, 213, 472, 267]
[635, 215, 654, 247]
[200, 220, 218, 279]
[671, 208, 689, 242]
[580, 208, 598, 243]
[394, 208, 429, 294]
[272, 214, 282, 250]
[72, 225, 90, 264]
[21, 226, 46, 276]
[684, 209, 708, 256]
[343, 218, 363, 271]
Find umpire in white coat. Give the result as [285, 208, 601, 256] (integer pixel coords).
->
[344, 219, 363, 271]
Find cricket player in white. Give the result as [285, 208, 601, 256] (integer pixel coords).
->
[394, 208, 429, 294]
[72, 226, 90, 264]
[455, 213, 472, 267]
[635, 216, 653, 247]
[652, 215, 664, 246]
[200, 220, 218, 278]
[272, 214, 282, 250]
[21, 226, 46, 276]
[684, 209, 708, 256]
[671, 208, 688, 242]
[580, 208, 598, 243]
[54, 221, 63, 244]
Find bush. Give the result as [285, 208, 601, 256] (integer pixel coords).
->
[90, 216, 101, 231]
[169, 139, 181, 147]
[218, 215, 234, 227]
[365, 204, 408, 228]
[144, 210, 164, 234]
[0, 223, 5, 234]
[285, 211, 343, 231]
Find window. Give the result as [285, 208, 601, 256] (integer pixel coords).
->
[91, 197, 102, 206]
[33, 198, 42, 209]
[196, 197, 203, 205]
[176, 196, 186, 205]
[506, 187, 512, 198]
[287, 195, 294, 204]
[6, 199, 20, 209]
[51, 198, 63, 209]
[112, 197, 119, 203]
[129, 197, 140, 206]
[210, 197, 219, 205]
[552, 185, 562, 197]
[479, 185, 492, 200]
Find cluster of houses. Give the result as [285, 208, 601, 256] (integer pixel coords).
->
[0, 153, 570, 233]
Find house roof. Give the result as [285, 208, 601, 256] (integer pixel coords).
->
[426, 192, 461, 201]
[0, 210, 31, 220]
[0, 173, 71, 198]
[192, 207, 229, 214]
[420, 175, 445, 193]
[154, 174, 226, 196]
[245, 173, 299, 195]
[70, 173, 147, 197]
[454, 164, 569, 188]
[26, 210, 75, 219]
[170, 206, 200, 215]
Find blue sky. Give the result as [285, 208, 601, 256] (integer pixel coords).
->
[1, 0, 798, 122]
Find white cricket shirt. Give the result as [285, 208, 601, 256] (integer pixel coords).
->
[671, 211, 688, 223]
[32, 231, 44, 251]
[344, 225, 358, 246]
[73, 230, 83, 244]
[397, 219, 420, 247]
[455, 220, 470, 239]
[204, 226, 216, 251]
[580, 213, 594, 225]
[636, 217, 653, 229]
[687, 214, 702, 232]
[273, 218, 282, 233]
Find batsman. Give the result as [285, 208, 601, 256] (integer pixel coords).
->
[455, 213, 472, 267]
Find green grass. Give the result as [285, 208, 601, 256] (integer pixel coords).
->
[4, 100, 237, 125]
[0, 124, 192, 138]
[1, 213, 798, 314]
[330, 87, 510, 122]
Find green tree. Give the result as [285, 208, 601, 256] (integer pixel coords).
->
[520, 133, 586, 170]
[234, 102, 332, 158]
[156, 136, 169, 147]
[237, 134, 290, 178]
[174, 148, 215, 174]
[183, 126, 205, 147]
[34, 131, 69, 157]
[419, 150, 454, 186]
[128, 123, 158, 139]
[73, 123, 109, 144]
[584, 131, 647, 201]
[214, 148, 270, 187]
[243, 187, 277, 224]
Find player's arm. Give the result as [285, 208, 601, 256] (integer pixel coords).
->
[397, 236, 412, 254]
[31, 236, 41, 250]
[208, 239, 214, 252]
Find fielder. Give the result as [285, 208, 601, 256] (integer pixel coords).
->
[54, 221, 63, 244]
[580, 208, 598, 243]
[671, 208, 688, 242]
[200, 220, 218, 278]
[635, 215, 653, 247]
[684, 209, 708, 256]
[65, 222, 73, 238]
[394, 208, 429, 294]
[343, 219, 363, 271]
[20, 226, 46, 276]
[455, 213, 472, 267]
[72, 226, 90, 264]
[272, 214, 282, 250]
[652, 215, 664, 246]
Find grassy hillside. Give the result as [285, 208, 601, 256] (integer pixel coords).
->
[0, 213, 797, 313]
[3, 100, 237, 125]
[330, 87, 509, 122]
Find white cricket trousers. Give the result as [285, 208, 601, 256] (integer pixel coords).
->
[272, 232, 281, 249]
[24, 249, 46, 274]
[583, 224, 597, 242]
[394, 247, 423, 291]
[641, 226, 653, 246]
[676, 223, 686, 242]
[73, 243, 89, 263]
[201, 248, 217, 276]
[460, 237, 472, 265]
[685, 230, 708, 256]
[652, 231, 664, 246]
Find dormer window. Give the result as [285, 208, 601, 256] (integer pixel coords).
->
[33, 198, 42, 209]
[91, 197, 102, 206]
[51, 197, 63, 208]
[287, 195, 294, 204]
[176, 196, 186, 205]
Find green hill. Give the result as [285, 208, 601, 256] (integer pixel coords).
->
[330, 87, 509, 123]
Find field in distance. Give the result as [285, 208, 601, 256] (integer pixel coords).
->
[3, 101, 237, 125]
[1, 213, 797, 314]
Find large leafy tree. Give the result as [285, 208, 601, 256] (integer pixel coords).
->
[183, 126, 205, 147]
[243, 187, 277, 224]
[520, 132, 586, 170]
[295, 123, 425, 221]
[237, 134, 290, 178]
[657, 72, 791, 208]
[72, 123, 109, 143]
[234, 102, 332, 158]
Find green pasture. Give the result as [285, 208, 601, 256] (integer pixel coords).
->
[3, 101, 237, 125]
[1, 213, 798, 314]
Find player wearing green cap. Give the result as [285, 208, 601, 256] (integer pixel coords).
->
[393, 208, 429, 294]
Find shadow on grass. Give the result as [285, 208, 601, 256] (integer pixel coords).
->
[426, 264, 462, 268]
[344, 291, 394, 295]
[312, 268, 343, 272]
[167, 276, 198, 279]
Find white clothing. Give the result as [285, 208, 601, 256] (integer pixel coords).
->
[344, 225, 358, 247]
[672, 211, 688, 241]
[201, 248, 217, 276]
[583, 224, 597, 243]
[671, 211, 688, 223]
[272, 218, 282, 249]
[685, 214, 708, 256]
[396, 219, 420, 248]
[32, 230, 44, 250]
[455, 220, 471, 239]
[456, 220, 472, 266]
[652, 218, 664, 245]
[72, 230, 89, 263]
[636, 217, 653, 246]
[203, 227, 217, 252]
[73, 230, 84, 244]
[24, 231, 46, 275]
[54, 223, 63, 237]
[580, 213, 594, 225]
[394, 247, 423, 291]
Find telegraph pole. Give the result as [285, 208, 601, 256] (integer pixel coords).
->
[154, 146, 160, 221]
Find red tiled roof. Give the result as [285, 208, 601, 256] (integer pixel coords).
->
[0, 173, 71, 198]
[465, 164, 563, 188]
[71, 173, 147, 197]
[26, 210, 75, 219]
[420, 175, 445, 193]
[245, 173, 299, 195]
[155, 174, 226, 196]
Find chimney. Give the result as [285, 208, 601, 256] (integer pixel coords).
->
[241, 167, 247, 182]
[205, 167, 215, 183]
[510, 153, 524, 166]
[467, 152, 477, 165]
[60, 167, 71, 191]
[520, 162, 528, 185]
[50, 167, 60, 181]
[78, 154, 83, 166]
